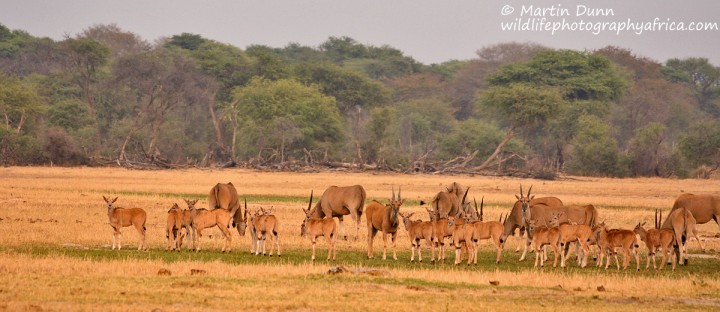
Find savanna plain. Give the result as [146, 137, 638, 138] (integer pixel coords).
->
[0, 167, 719, 311]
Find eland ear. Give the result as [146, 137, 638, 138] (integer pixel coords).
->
[515, 194, 520, 200]
[112, 197, 118, 203]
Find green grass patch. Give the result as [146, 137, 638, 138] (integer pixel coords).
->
[5, 244, 719, 280]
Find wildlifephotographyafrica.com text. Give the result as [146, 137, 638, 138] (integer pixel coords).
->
[499, 3, 718, 35]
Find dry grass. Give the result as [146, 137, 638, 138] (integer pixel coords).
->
[0, 167, 719, 311]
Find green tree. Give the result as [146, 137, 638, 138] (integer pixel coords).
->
[567, 115, 624, 176]
[678, 120, 720, 170]
[230, 78, 344, 161]
[0, 75, 46, 133]
[478, 84, 567, 170]
[663, 58, 720, 116]
[294, 62, 387, 113]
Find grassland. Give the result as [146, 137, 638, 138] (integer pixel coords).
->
[0, 166, 719, 311]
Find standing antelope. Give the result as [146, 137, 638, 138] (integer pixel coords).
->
[466, 198, 505, 264]
[209, 182, 243, 236]
[249, 206, 281, 256]
[634, 210, 676, 270]
[309, 185, 366, 241]
[661, 207, 704, 265]
[399, 212, 434, 262]
[166, 203, 191, 251]
[668, 193, 720, 233]
[426, 182, 470, 219]
[448, 215, 475, 265]
[593, 222, 640, 271]
[526, 213, 562, 268]
[301, 191, 337, 261]
[187, 199, 233, 252]
[428, 209, 458, 263]
[549, 212, 593, 268]
[502, 185, 564, 259]
[366, 187, 404, 260]
[103, 196, 147, 251]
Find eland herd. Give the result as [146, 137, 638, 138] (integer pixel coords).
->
[103, 182, 719, 271]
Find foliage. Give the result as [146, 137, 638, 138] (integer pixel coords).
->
[230, 78, 344, 160]
[567, 115, 625, 177]
[1, 22, 720, 178]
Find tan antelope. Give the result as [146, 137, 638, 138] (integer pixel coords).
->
[166, 203, 192, 251]
[501, 185, 563, 258]
[208, 182, 244, 236]
[526, 213, 562, 268]
[593, 222, 640, 271]
[187, 199, 233, 252]
[668, 193, 720, 232]
[548, 212, 593, 268]
[448, 215, 475, 265]
[426, 182, 470, 219]
[513, 189, 596, 261]
[634, 210, 676, 270]
[428, 209, 459, 263]
[249, 206, 280, 256]
[399, 212, 434, 262]
[661, 206, 704, 265]
[301, 191, 337, 261]
[366, 187, 404, 260]
[309, 185, 366, 241]
[103, 196, 147, 251]
[466, 198, 505, 264]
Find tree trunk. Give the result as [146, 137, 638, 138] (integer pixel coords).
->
[474, 127, 515, 171]
[208, 97, 226, 155]
[15, 110, 27, 134]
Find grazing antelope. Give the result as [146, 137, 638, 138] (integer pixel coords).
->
[399, 212, 434, 262]
[309, 185, 366, 241]
[661, 207, 704, 265]
[209, 182, 243, 235]
[526, 213, 562, 268]
[103, 196, 147, 251]
[249, 206, 280, 256]
[366, 187, 404, 260]
[549, 212, 593, 268]
[593, 222, 640, 271]
[166, 203, 192, 251]
[634, 210, 676, 270]
[187, 199, 233, 252]
[301, 191, 337, 261]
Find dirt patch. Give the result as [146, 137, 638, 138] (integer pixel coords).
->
[170, 281, 210, 288]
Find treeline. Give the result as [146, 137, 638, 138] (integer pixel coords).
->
[1, 23, 719, 178]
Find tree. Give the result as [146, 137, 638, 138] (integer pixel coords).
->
[294, 62, 387, 113]
[229, 78, 344, 161]
[112, 48, 215, 163]
[60, 37, 110, 114]
[0, 75, 46, 133]
[678, 120, 720, 171]
[481, 49, 627, 173]
[567, 115, 624, 177]
[477, 84, 567, 170]
[663, 58, 720, 116]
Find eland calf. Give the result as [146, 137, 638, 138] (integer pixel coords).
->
[301, 191, 337, 261]
[103, 196, 147, 251]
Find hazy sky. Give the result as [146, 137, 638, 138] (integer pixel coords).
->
[1, 0, 718, 64]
